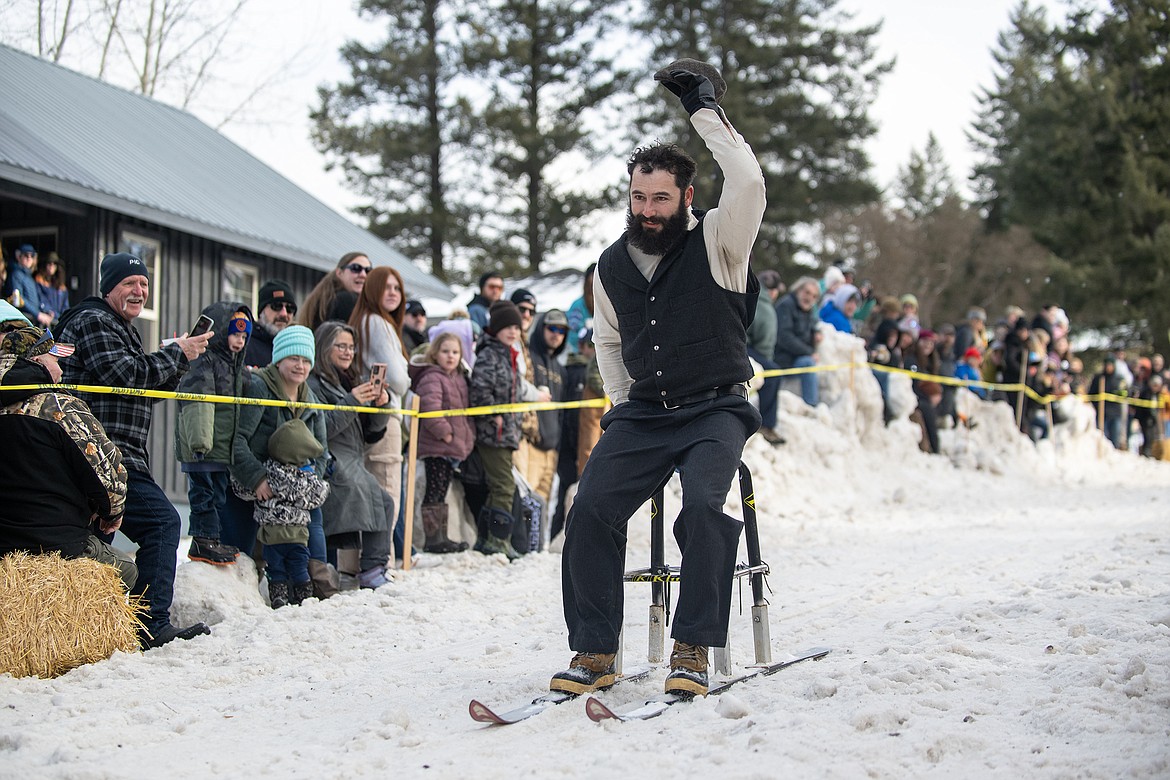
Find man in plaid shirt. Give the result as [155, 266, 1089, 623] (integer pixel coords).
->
[57, 253, 214, 649]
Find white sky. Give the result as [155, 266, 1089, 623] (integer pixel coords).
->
[213, 1, 1071, 268]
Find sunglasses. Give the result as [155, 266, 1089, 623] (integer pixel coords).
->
[343, 263, 372, 275]
[268, 301, 297, 314]
[546, 325, 568, 335]
[519, 306, 536, 316]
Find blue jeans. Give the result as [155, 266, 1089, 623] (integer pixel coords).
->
[222, 491, 324, 563]
[748, 348, 781, 429]
[185, 469, 229, 539]
[103, 470, 180, 633]
[263, 542, 309, 584]
[790, 355, 819, 407]
[1102, 417, 1123, 449]
[221, 488, 257, 556]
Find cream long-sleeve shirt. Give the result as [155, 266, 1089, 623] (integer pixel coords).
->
[593, 108, 766, 405]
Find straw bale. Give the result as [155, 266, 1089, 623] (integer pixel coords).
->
[0, 551, 146, 679]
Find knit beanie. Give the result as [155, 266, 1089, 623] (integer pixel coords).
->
[99, 253, 150, 295]
[267, 418, 324, 466]
[487, 301, 523, 335]
[271, 324, 315, 367]
[228, 311, 253, 338]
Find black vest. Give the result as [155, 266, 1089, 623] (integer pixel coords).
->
[598, 216, 758, 403]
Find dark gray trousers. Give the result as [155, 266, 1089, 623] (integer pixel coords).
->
[561, 395, 760, 652]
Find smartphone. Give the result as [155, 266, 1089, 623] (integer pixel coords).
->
[370, 362, 387, 387]
[190, 314, 214, 338]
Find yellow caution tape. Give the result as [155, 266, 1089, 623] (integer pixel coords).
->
[5, 360, 1158, 414]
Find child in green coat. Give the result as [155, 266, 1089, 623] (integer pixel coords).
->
[175, 303, 253, 565]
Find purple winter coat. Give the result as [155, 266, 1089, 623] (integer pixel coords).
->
[408, 360, 475, 460]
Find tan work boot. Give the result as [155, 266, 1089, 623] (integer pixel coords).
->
[549, 652, 618, 694]
[665, 641, 709, 696]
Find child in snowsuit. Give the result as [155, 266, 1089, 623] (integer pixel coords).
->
[468, 301, 527, 560]
[232, 418, 330, 608]
[954, 347, 986, 400]
[176, 304, 253, 565]
[408, 331, 475, 553]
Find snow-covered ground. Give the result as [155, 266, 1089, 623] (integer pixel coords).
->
[3, 331, 1168, 778]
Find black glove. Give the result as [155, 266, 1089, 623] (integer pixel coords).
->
[659, 69, 718, 115]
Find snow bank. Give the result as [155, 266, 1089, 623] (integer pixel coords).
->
[2, 328, 1167, 778]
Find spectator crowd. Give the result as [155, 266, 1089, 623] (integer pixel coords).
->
[2, 243, 1168, 652]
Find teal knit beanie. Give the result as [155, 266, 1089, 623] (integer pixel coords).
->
[271, 325, 315, 367]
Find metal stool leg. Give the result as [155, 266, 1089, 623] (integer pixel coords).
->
[739, 462, 772, 664]
[648, 485, 666, 664]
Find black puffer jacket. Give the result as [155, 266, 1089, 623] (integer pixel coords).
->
[773, 292, 818, 368]
[469, 333, 522, 449]
[174, 301, 253, 464]
[527, 314, 567, 451]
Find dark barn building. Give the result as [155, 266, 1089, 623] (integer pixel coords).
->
[0, 44, 451, 501]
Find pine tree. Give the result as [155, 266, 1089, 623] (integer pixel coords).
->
[460, 0, 631, 274]
[895, 133, 957, 220]
[971, 0, 1170, 351]
[312, 0, 477, 281]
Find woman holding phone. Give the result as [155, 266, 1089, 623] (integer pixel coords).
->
[349, 266, 411, 563]
[308, 321, 397, 588]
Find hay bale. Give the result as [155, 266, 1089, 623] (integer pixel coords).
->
[0, 551, 146, 679]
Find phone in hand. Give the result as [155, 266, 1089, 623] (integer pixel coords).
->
[189, 314, 214, 338]
[370, 362, 387, 388]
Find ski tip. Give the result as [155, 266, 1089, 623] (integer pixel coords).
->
[584, 696, 619, 722]
[469, 699, 505, 725]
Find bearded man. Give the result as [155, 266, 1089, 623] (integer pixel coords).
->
[551, 61, 765, 698]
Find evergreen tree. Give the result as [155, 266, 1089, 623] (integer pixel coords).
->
[312, 0, 476, 281]
[895, 133, 957, 220]
[460, 0, 631, 273]
[971, 0, 1170, 351]
[633, 0, 891, 273]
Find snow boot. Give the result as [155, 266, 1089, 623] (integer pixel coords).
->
[549, 652, 618, 694]
[478, 507, 521, 561]
[759, 427, 786, 446]
[358, 565, 392, 589]
[664, 641, 709, 696]
[268, 581, 291, 609]
[336, 548, 361, 591]
[422, 503, 468, 554]
[187, 536, 239, 565]
[308, 559, 339, 600]
[290, 580, 314, 606]
[139, 621, 211, 650]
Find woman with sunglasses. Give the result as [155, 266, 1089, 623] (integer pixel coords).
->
[300, 252, 373, 331]
[34, 252, 69, 325]
[519, 310, 569, 509]
[307, 321, 396, 589]
[349, 266, 412, 568]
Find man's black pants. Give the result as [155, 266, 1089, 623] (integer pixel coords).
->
[561, 395, 760, 652]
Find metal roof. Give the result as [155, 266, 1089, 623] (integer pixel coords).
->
[0, 44, 452, 300]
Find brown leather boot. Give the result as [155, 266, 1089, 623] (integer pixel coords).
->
[308, 559, 339, 600]
[665, 641, 709, 696]
[336, 549, 361, 591]
[422, 503, 468, 554]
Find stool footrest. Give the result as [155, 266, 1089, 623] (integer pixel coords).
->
[623, 561, 769, 583]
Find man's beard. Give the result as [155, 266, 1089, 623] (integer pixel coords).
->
[259, 316, 288, 338]
[626, 201, 688, 256]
